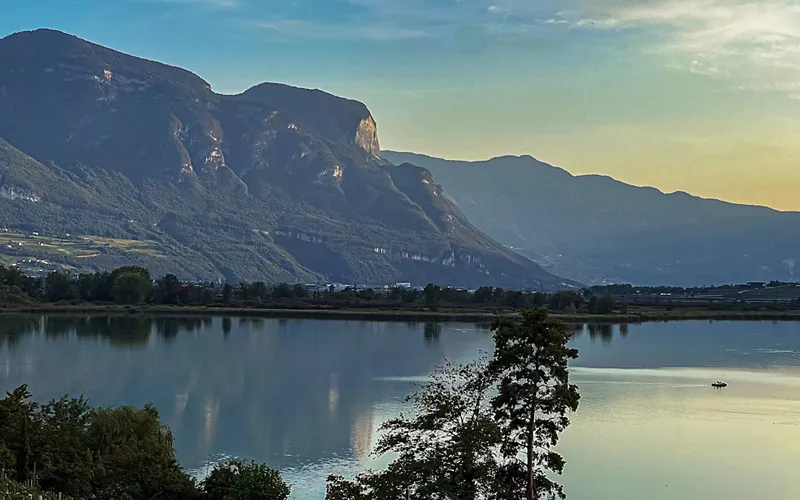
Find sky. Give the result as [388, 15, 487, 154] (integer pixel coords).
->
[2, 0, 800, 210]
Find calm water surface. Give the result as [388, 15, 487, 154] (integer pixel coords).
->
[1, 316, 800, 499]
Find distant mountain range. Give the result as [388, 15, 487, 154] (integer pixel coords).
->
[383, 151, 800, 286]
[0, 29, 570, 289]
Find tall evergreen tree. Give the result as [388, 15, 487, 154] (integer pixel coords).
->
[488, 309, 580, 500]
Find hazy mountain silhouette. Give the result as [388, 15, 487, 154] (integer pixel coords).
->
[0, 29, 569, 289]
[383, 151, 800, 286]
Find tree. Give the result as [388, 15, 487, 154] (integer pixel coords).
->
[0, 265, 42, 298]
[272, 283, 294, 300]
[326, 309, 581, 500]
[488, 310, 580, 500]
[77, 272, 114, 301]
[33, 395, 94, 498]
[0, 387, 201, 500]
[154, 274, 182, 304]
[203, 459, 245, 500]
[0, 385, 36, 483]
[0, 443, 13, 470]
[357, 288, 376, 301]
[179, 285, 213, 305]
[228, 462, 291, 500]
[88, 405, 196, 500]
[112, 272, 153, 304]
[326, 360, 501, 500]
[293, 284, 309, 299]
[595, 296, 615, 315]
[502, 290, 523, 308]
[222, 283, 233, 304]
[111, 266, 152, 283]
[423, 284, 441, 311]
[239, 282, 270, 302]
[548, 292, 583, 312]
[44, 271, 75, 302]
[472, 286, 494, 304]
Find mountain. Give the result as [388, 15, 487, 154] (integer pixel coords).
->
[382, 151, 800, 286]
[0, 29, 570, 289]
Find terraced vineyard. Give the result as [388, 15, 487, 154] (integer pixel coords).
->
[0, 229, 164, 274]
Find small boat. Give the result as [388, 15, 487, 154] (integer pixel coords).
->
[711, 381, 728, 388]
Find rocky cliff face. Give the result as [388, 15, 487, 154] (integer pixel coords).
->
[237, 83, 382, 157]
[355, 116, 381, 157]
[0, 29, 571, 289]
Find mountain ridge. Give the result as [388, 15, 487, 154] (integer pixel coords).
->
[383, 150, 800, 286]
[384, 150, 791, 213]
[0, 29, 571, 289]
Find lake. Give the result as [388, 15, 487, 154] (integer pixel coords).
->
[1, 315, 799, 499]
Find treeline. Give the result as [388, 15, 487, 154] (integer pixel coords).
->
[0, 265, 619, 315]
[0, 266, 157, 305]
[589, 281, 800, 296]
[0, 310, 580, 500]
[0, 385, 291, 500]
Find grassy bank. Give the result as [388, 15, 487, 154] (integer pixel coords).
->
[0, 303, 501, 323]
[3, 303, 800, 323]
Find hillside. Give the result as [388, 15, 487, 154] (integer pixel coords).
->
[383, 151, 800, 286]
[0, 29, 570, 289]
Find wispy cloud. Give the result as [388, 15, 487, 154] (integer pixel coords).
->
[149, 0, 239, 7]
[567, 0, 800, 98]
[340, 0, 549, 39]
[255, 19, 435, 41]
[251, 0, 545, 44]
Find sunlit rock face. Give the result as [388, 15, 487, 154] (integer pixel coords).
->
[355, 116, 380, 157]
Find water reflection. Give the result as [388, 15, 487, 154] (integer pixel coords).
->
[1, 316, 800, 500]
[0, 315, 492, 476]
[585, 323, 614, 344]
[423, 323, 442, 344]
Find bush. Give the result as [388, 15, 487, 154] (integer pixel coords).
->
[2, 293, 31, 304]
[0, 387, 197, 500]
[228, 462, 290, 500]
[202, 459, 243, 500]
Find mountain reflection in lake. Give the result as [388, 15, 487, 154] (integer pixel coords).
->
[2, 316, 800, 500]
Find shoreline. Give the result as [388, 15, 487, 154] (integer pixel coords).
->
[3, 304, 800, 323]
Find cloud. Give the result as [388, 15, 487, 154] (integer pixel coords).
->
[150, 0, 239, 7]
[567, 0, 800, 98]
[255, 19, 435, 41]
[341, 0, 548, 38]
[250, 0, 551, 44]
